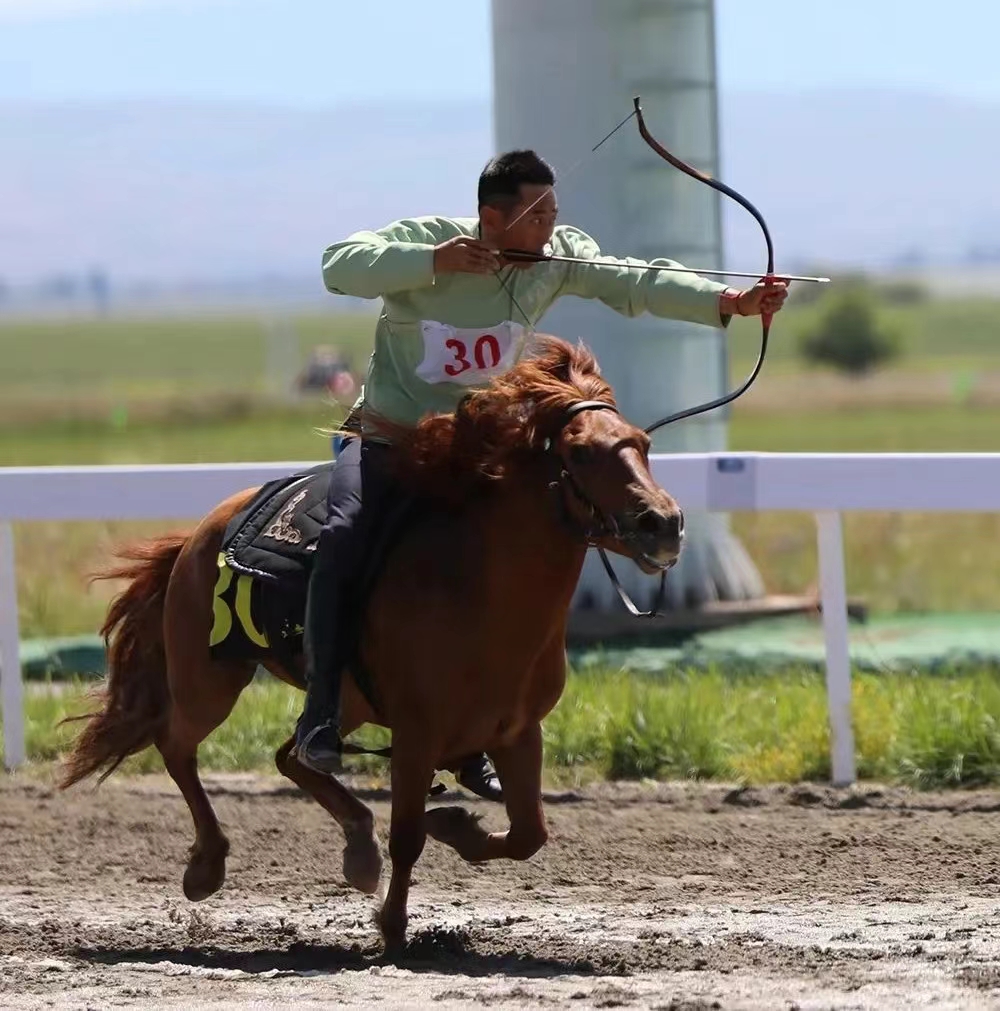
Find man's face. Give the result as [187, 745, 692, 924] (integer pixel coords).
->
[484, 183, 558, 261]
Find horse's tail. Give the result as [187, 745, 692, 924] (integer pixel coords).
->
[59, 533, 188, 789]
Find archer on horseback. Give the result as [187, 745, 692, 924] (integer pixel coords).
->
[294, 149, 789, 795]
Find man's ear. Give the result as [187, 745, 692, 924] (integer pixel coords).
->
[479, 204, 503, 234]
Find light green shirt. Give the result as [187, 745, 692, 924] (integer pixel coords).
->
[322, 215, 730, 428]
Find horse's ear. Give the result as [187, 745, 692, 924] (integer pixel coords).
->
[573, 338, 601, 375]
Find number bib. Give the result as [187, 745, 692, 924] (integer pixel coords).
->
[415, 319, 528, 387]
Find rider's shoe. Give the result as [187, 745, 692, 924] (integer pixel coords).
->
[455, 752, 503, 802]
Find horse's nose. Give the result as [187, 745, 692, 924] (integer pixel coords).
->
[636, 507, 684, 546]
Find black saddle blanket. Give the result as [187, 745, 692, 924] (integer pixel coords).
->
[209, 460, 416, 686]
[223, 460, 336, 587]
[208, 461, 335, 670]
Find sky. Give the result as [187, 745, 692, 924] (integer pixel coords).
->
[0, 0, 998, 107]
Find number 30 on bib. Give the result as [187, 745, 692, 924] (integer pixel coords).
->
[416, 320, 527, 386]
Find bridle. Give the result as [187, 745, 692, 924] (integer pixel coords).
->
[544, 399, 670, 618]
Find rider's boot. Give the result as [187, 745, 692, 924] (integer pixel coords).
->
[454, 752, 504, 802]
[294, 536, 347, 775]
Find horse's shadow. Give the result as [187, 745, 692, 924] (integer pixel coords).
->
[71, 927, 605, 979]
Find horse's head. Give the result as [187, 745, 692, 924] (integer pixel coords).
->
[542, 396, 684, 574]
[361, 335, 686, 572]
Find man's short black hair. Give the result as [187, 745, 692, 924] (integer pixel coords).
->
[478, 149, 555, 210]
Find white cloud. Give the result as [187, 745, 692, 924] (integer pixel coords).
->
[0, 0, 219, 22]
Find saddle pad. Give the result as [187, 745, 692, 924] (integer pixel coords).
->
[212, 456, 421, 715]
[208, 551, 306, 674]
[222, 461, 336, 587]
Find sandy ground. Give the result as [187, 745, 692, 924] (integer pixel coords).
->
[4, 770, 1000, 1010]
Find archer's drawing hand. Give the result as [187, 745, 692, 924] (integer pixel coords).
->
[433, 236, 501, 275]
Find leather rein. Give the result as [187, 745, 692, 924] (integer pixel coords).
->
[545, 399, 669, 619]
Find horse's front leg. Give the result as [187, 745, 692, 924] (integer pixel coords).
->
[425, 722, 547, 863]
[379, 735, 436, 954]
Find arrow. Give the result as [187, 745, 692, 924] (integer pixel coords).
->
[498, 247, 830, 283]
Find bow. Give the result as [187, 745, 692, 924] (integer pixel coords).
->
[528, 97, 783, 618]
[630, 95, 778, 432]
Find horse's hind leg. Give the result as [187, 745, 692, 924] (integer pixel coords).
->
[274, 736, 383, 895]
[157, 659, 255, 901]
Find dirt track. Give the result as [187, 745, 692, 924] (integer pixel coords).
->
[4, 771, 1000, 1009]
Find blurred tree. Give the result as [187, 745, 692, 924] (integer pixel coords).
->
[798, 286, 901, 376]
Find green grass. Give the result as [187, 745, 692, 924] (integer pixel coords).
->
[725, 293, 1000, 373]
[4, 400, 998, 470]
[2, 292, 998, 422]
[16, 666, 1000, 790]
[0, 312, 376, 400]
[0, 407, 333, 467]
[731, 404, 1000, 452]
[7, 294, 1000, 791]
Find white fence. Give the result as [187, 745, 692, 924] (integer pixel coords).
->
[3, 453, 1000, 784]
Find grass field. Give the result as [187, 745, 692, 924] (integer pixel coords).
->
[15, 666, 1000, 789]
[1, 292, 999, 425]
[4, 288, 1000, 787]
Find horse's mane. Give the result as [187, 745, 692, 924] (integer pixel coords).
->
[364, 335, 615, 503]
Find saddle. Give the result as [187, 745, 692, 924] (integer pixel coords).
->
[223, 460, 335, 587]
[210, 460, 418, 709]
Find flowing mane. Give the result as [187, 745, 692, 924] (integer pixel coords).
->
[363, 335, 615, 501]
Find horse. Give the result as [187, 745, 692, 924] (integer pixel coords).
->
[59, 334, 685, 952]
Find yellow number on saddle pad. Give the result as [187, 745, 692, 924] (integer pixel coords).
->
[210, 553, 268, 649]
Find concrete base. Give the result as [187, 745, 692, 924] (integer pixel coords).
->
[566, 593, 869, 645]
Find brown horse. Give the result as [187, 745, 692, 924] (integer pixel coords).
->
[59, 335, 685, 951]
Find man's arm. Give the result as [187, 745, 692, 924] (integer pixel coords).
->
[551, 225, 733, 328]
[321, 218, 445, 299]
[322, 216, 507, 299]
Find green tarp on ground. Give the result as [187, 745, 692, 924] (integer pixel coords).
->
[17, 613, 1000, 681]
[570, 613, 1000, 674]
[19, 636, 107, 680]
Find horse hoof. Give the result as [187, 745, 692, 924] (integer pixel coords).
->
[343, 830, 382, 895]
[183, 853, 227, 901]
[426, 806, 484, 861]
[379, 908, 407, 956]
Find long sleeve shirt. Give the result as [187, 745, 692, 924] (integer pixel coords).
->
[322, 215, 730, 428]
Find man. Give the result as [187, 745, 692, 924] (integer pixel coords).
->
[294, 149, 788, 798]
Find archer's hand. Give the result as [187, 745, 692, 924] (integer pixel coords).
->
[433, 236, 500, 275]
[726, 278, 790, 317]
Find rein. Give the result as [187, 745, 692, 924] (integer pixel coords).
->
[546, 399, 668, 619]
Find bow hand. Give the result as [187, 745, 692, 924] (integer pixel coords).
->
[721, 277, 790, 319]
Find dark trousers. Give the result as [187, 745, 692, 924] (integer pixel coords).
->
[299, 436, 397, 735]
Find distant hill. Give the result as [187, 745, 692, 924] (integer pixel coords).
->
[1, 89, 998, 299]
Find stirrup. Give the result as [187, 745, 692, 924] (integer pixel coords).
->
[293, 721, 344, 775]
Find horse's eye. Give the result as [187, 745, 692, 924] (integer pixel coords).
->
[569, 443, 591, 466]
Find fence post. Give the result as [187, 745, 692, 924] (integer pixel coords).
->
[0, 522, 25, 770]
[815, 510, 856, 786]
